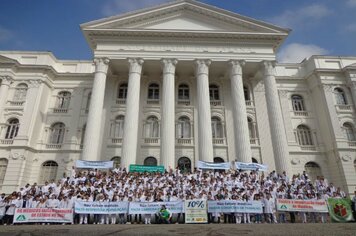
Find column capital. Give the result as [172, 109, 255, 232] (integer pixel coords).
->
[28, 79, 43, 88]
[261, 60, 276, 76]
[94, 57, 110, 74]
[0, 75, 13, 86]
[161, 58, 178, 75]
[128, 58, 144, 74]
[195, 59, 211, 75]
[228, 60, 245, 76]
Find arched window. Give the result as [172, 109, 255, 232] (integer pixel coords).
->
[145, 116, 159, 138]
[296, 125, 313, 146]
[334, 88, 347, 105]
[5, 118, 19, 139]
[211, 117, 223, 138]
[39, 161, 58, 184]
[117, 83, 128, 99]
[0, 158, 8, 187]
[252, 158, 258, 163]
[85, 92, 91, 112]
[148, 83, 159, 100]
[49, 123, 65, 144]
[111, 115, 125, 138]
[178, 157, 191, 173]
[13, 83, 28, 101]
[177, 116, 191, 138]
[343, 123, 356, 142]
[56, 91, 71, 109]
[111, 156, 121, 168]
[304, 162, 322, 182]
[144, 156, 157, 166]
[214, 157, 224, 163]
[292, 95, 305, 111]
[244, 86, 250, 101]
[209, 84, 220, 101]
[178, 84, 190, 101]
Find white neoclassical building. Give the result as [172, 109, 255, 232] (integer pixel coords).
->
[0, 0, 356, 193]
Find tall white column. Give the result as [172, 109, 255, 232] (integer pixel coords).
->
[196, 59, 214, 162]
[346, 72, 356, 108]
[121, 58, 144, 169]
[82, 57, 110, 161]
[161, 59, 177, 170]
[0, 76, 12, 119]
[262, 61, 290, 174]
[229, 60, 252, 163]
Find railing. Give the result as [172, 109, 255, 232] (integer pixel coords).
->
[250, 138, 259, 145]
[300, 145, 316, 151]
[293, 111, 309, 116]
[8, 101, 25, 106]
[53, 108, 68, 113]
[46, 144, 62, 149]
[210, 100, 222, 106]
[245, 101, 254, 107]
[336, 105, 352, 111]
[147, 99, 159, 105]
[0, 139, 14, 145]
[348, 141, 356, 147]
[112, 138, 123, 144]
[177, 138, 192, 145]
[177, 100, 190, 106]
[144, 138, 159, 144]
[116, 99, 126, 105]
[213, 138, 224, 145]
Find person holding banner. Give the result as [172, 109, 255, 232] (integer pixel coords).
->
[263, 193, 277, 224]
[156, 205, 172, 224]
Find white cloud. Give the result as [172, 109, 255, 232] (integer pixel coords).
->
[269, 4, 332, 28]
[346, 0, 356, 7]
[0, 26, 13, 43]
[102, 0, 172, 16]
[277, 43, 329, 63]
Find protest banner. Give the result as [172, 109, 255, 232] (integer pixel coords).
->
[185, 200, 208, 223]
[276, 199, 328, 213]
[129, 165, 165, 173]
[129, 201, 183, 214]
[197, 161, 231, 170]
[327, 198, 354, 222]
[207, 200, 263, 214]
[235, 162, 268, 171]
[75, 201, 128, 214]
[14, 208, 73, 224]
[75, 160, 113, 169]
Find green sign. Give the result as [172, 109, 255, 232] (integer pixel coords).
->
[16, 215, 26, 221]
[327, 198, 354, 223]
[129, 165, 165, 173]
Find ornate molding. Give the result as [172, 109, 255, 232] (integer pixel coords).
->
[195, 59, 211, 76]
[341, 155, 352, 162]
[291, 157, 301, 165]
[0, 76, 13, 86]
[10, 152, 25, 160]
[128, 58, 144, 74]
[278, 90, 289, 98]
[161, 58, 178, 75]
[28, 79, 43, 88]
[94, 57, 110, 74]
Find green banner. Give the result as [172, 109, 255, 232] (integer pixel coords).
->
[327, 198, 354, 223]
[129, 165, 165, 173]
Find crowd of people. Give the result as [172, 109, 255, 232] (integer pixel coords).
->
[0, 166, 355, 225]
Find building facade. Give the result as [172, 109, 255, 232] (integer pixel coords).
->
[0, 0, 356, 193]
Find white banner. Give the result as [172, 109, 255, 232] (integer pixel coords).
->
[185, 200, 208, 223]
[197, 161, 231, 170]
[75, 160, 114, 169]
[75, 201, 128, 214]
[277, 199, 329, 213]
[208, 200, 263, 213]
[14, 208, 73, 223]
[235, 162, 268, 171]
[129, 201, 183, 215]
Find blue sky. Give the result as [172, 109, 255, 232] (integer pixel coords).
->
[0, 0, 355, 63]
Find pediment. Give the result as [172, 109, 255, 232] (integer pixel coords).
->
[82, 0, 289, 35]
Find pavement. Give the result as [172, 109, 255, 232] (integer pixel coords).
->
[0, 224, 356, 236]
